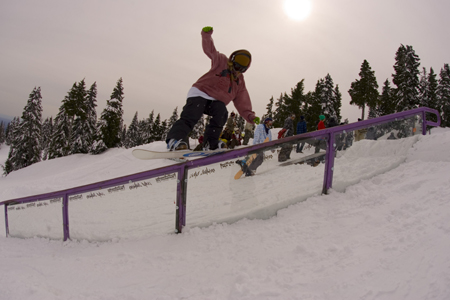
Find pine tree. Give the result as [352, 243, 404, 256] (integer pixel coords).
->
[273, 93, 287, 128]
[90, 119, 108, 154]
[4, 87, 43, 174]
[420, 67, 439, 124]
[41, 117, 53, 160]
[84, 82, 98, 152]
[348, 60, 379, 120]
[48, 103, 72, 159]
[164, 107, 178, 140]
[71, 79, 90, 154]
[3, 120, 22, 174]
[100, 77, 124, 148]
[152, 113, 163, 141]
[264, 96, 275, 120]
[161, 120, 168, 141]
[124, 112, 141, 148]
[304, 91, 321, 132]
[377, 79, 396, 116]
[138, 119, 148, 144]
[0, 121, 5, 146]
[5, 117, 19, 146]
[332, 84, 342, 123]
[437, 64, 450, 127]
[144, 110, 155, 143]
[313, 74, 341, 122]
[285, 80, 305, 120]
[392, 44, 421, 112]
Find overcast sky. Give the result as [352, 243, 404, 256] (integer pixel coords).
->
[1, 0, 449, 125]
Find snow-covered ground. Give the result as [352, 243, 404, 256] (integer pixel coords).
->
[1, 127, 450, 300]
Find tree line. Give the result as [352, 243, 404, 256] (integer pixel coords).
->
[2, 76, 215, 175]
[265, 44, 450, 132]
[2, 44, 450, 175]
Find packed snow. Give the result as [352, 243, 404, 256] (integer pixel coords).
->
[1, 127, 450, 300]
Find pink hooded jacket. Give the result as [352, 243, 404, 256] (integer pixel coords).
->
[192, 30, 256, 124]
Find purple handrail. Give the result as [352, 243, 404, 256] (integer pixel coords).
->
[1, 107, 441, 238]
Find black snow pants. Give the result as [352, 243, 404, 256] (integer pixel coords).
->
[166, 97, 228, 150]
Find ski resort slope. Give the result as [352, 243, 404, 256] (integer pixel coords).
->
[1, 128, 450, 300]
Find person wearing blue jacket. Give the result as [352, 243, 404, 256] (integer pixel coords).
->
[236, 117, 273, 176]
[296, 115, 307, 153]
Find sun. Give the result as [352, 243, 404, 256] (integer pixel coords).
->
[283, 0, 312, 21]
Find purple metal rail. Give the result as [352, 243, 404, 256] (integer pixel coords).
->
[1, 107, 441, 238]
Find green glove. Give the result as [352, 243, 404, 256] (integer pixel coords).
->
[253, 117, 260, 125]
[202, 26, 213, 33]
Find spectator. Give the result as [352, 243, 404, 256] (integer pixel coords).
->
[296, 115, 307, 153]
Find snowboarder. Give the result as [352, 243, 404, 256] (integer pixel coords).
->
[236, 118, 273, 177]
[165, 26, 260, 151]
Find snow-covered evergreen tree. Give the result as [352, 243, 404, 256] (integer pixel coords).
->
[85, 82, 98, 151]
[437, 64, 450, 127]
[273, 93, 287, 128]
[392, 44, 421, 112]
[348, 60, 379, 120]
[124, 112, 142, 148]
[100, 78, 124, 148]
[41, 117, 53, 160]
[144, 110, 155, 143]
[70, 80, 98, 154]
[4, 87, 43, 174]
[0, 121, 5, 146]
[164, 107, 178, 140]
[264, 96, 275, 121]
[152, 114, 163, 141]
[285, 80, 306, 121]
[304, 91, 321, 132]
[5, 117, 19, 146]
[419, 67, 439, 125]
[314, 74, 341, 122]
[138, 119, 148, 144]
[48, 104, 72, 159]
[377, 79, 396, 116]
[90, 119, 108, 154]
[332, 84, 342, 123]
[70, 79, 88, 154]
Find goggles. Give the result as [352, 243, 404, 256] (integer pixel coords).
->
[232, 61, 248, 73]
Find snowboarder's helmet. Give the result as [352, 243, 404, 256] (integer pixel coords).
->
[319, 115, 325, 121]
[230, 50, 251, 73]
[264, 117, 273, 123]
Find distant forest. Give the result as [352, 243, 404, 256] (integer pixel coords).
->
[1, 44, 450, 175]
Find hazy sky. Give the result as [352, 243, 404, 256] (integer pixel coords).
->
[1, 0, 449, 125]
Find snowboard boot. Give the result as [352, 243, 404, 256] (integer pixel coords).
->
[167, 139, 188, 151]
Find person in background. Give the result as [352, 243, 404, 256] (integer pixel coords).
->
[278, 113, 296, 162]
[313, 114, 327, 166]
[225, 112, 237, 133]
[228, 128, 242, 149]
[317, 114, 326, 130]
[236, 118, 273, 176]
[165, 26, 260, 151]
[296, 115, 307, 153]
[327, 117, 338, 128]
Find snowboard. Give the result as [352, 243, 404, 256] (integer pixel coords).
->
[279, 152, 326, 167]
[234, 137, 270, 179]
[132, 148, 229, 160]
